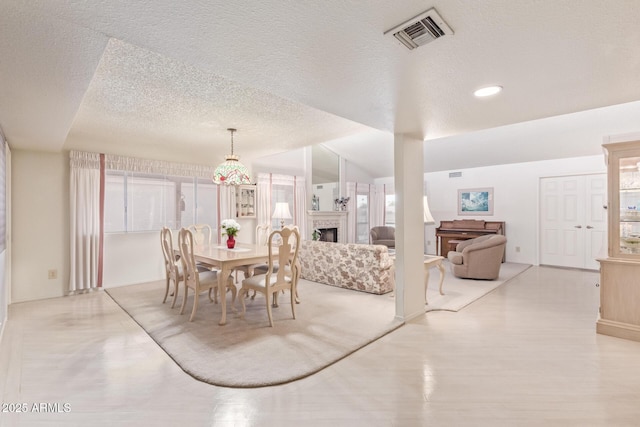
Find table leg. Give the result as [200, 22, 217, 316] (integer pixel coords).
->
[436, 261, 445, 296]
[218, 266, 233, 326]
[424, 268, 430, 305]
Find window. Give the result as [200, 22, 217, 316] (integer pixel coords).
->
[105, 172, 218, 233]
[180, 178, 217, 229]
[356, 193, 369, 244]
[385, 194, 395, 226]
[270, 183, 294, 230]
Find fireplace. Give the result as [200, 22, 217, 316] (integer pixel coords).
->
[307, 210, 348, 243]
[318, 227, 338, 243]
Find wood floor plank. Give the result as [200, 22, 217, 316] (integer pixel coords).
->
[1, 266, 639, 426]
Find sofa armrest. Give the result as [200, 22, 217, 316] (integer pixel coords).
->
[448, 251, 463, 265]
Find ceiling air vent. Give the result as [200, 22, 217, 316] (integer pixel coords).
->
[385, 8, 453, 50]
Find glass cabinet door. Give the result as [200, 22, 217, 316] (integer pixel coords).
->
[236, 185, 256, 219]
[605, 140, 640, 258]
[618, 155, 640, 254]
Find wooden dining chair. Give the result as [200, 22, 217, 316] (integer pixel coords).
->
[238, 226, 300, 327]
[188, 223, 213, 245]
[252, 224, 301, 303]
[178, 228, 237, 321]
[234, 223, 272, 283]
[160, 227, 183, 308]
[187, 223, 219, 273]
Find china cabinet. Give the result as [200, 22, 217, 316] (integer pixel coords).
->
[236, 185, 256, 219]
[597, 138, 640, 342]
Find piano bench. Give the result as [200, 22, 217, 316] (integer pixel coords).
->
[448, 239, 466, 253]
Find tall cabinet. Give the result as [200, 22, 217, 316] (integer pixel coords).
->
[598, 139, 640, 342]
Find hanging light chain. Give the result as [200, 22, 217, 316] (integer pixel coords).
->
[227, 128, 236, 156]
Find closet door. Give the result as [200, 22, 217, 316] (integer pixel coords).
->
[584, 174, 607, 270]
[540, 174, 606, 270]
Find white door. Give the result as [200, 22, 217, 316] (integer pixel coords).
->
[540, 174, 607, 270]
[583, 174, 607, 269]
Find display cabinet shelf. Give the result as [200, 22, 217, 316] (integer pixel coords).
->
[235, 185, 256, 219]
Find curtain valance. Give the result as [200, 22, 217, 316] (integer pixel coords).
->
[70, 150, 101, 170]
[70, 150, 215, 179]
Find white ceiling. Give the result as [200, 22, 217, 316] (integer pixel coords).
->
[1, 1, 640, 177]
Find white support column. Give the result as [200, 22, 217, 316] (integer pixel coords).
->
[393, 133, 425, 321]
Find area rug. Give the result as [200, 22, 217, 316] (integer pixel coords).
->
[106, 279, 401, 388]
[424, 260, 531, 312]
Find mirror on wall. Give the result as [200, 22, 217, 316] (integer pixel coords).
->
[311, 144, 340, 211]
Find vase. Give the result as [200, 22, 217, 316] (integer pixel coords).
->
[226, 236, 236, 249]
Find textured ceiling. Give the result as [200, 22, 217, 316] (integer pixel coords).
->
[65, 39, 371, 166]
[1, 1, 640, 176]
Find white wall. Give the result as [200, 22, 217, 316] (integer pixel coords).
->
[102, 232, 164, 287]
[12, 150, 69, 302]
[312, 182, 338, 211]
[0, 135, 8, 335]
[344, 159, 375, 184]
[377, 155, 606, 263]
[251, 148, 306, 177]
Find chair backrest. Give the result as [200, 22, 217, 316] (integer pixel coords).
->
[283, 224, 300, 247]
[188, 223, 213, 246]
[178, 228, 199, 286]
[267, 227, 300, 286]
[255, 223, 271, 246]
[461, 234, 507, 252]
[160, 227, 177, 276]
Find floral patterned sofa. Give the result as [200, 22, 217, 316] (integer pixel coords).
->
[298, 240, 395, 294]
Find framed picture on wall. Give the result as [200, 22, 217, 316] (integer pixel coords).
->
[458, 187, 494, 216]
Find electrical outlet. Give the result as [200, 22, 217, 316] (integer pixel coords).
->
[48, 269, 57, 280]
[515, 246, 521, 253]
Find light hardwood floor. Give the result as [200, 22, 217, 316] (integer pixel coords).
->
[1, 266, 640, 426]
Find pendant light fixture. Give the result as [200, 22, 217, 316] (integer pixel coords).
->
[212, 128, 252, 185]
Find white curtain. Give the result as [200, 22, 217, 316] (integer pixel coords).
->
[218, 185, 236, 241]
[257, 172, 306, 237]
[257, 173, 272, 226]
[371, 184, 388, 227]
[346, 182, 382, 243]
[346, 182, 357, 243]
[293, 176, 307, 239]
[69, 151, 101, 292]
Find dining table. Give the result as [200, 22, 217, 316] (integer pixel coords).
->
[177, 242, 272, 325]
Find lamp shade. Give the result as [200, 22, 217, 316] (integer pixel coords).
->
[423, 196, 435, 225]
[212, 155, 251, 185]
[213, 128, 252, 185]
[273, 202, 292, 220]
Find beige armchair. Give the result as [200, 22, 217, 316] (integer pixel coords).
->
[370, 226, 395, 248]
[447, 234, 507, 280]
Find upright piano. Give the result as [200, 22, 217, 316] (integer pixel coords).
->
[436, 219, 505, 258]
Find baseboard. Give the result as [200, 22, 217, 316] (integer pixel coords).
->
[596, 317, 640, 342]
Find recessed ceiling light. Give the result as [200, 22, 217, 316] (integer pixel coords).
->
[474, 85, 503, 97]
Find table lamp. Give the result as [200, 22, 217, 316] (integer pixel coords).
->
[273, 202, 292, 229]
[424, 196, 435, 225]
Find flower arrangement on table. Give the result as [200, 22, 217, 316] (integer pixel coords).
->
[221, 219, 241, 248]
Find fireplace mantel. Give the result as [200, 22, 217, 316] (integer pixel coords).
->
[307, 210, 348, 243]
